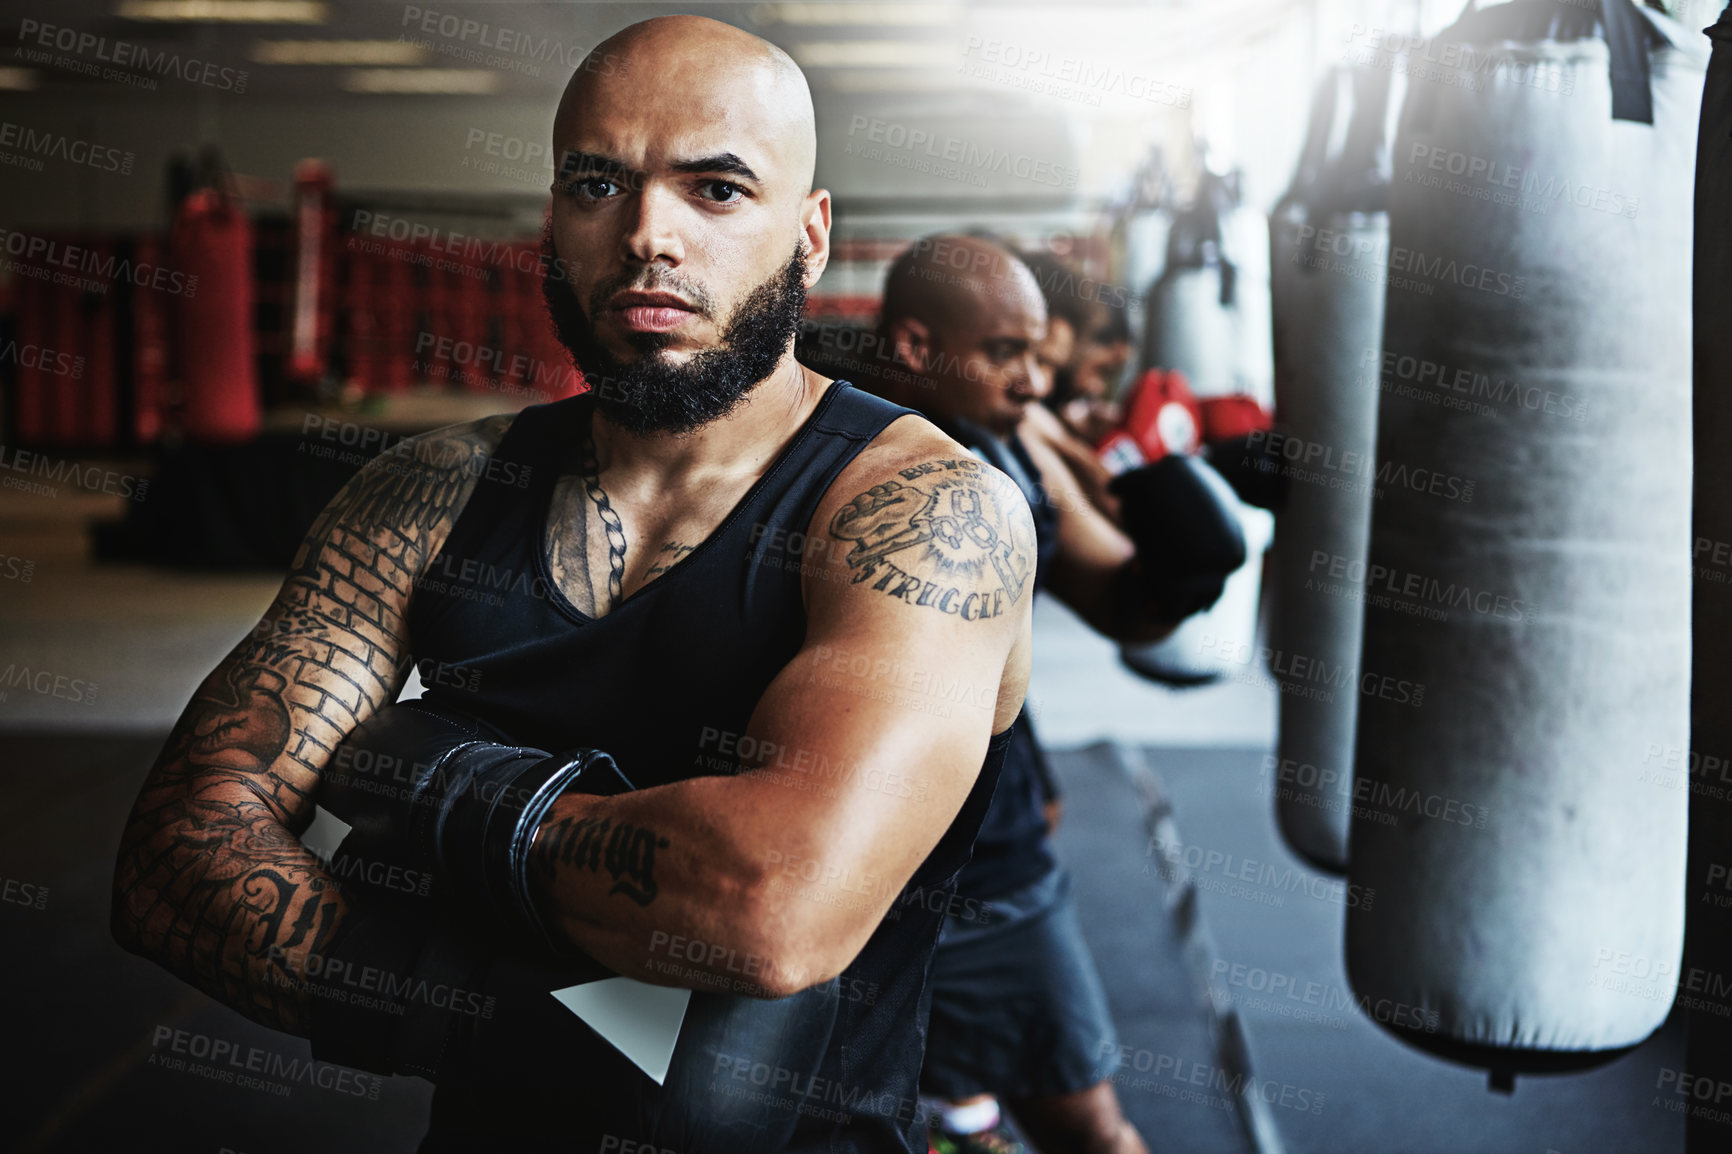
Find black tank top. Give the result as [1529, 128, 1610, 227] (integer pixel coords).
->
[408, 381, 1014, 1153]
[940, 420, 1062, 899]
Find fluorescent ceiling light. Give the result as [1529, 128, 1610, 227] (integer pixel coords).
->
[254, 40, 430, 65]
[344, 68, 500, 94]
[790, 40, 957, 68]
[0, 68, 39, 90]
[757, 3, 959, 25]
[826, 70, 970, 93]
[118, 1, 329, 22]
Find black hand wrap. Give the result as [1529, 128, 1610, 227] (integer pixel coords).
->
[330, 700, 632, 946]
[1109, 454, 1249, 621]
[306, 700, 629, 1075]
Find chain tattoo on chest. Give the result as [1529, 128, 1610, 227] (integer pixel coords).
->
[579, 419, 628, 610]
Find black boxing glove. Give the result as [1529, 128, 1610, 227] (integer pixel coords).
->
[321, 699, 633, 947]
[1202, 430, 1289, 513]
[310, 704, 843, 1154]
[1109, 454, 1248, 621]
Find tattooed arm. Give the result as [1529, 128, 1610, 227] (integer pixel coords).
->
[109, 416, 512, 1033]
[525, 430, 1035, 997]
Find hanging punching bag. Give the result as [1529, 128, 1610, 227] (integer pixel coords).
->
[1268, 65, 1406, 873]
[1123, 209, 1172, 334]
[1225, 199, 1274, 412]
[287, 159, 336, 389]
[1122, 173, 1275, 686]
[1140, 173, 1239, 395]
[132, 235, 170, 444]
[1686, 2, 1732, 1140]
[1270, 70, 1347, 417]
[1347, 0, 1702, 1073]
[171, 189, 260, 442]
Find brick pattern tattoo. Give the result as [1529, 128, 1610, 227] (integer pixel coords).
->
[828, 457, 1036, 621]
[110, 417, 513, 1033]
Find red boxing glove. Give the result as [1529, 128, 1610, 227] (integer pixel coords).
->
[1097, 368, 1203, 474]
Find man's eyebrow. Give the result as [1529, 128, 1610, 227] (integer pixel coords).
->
[667, 152, 761, 182]
[557, 149, 633, 177]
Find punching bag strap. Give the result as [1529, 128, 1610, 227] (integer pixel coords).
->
[1453, 0, 1655, 123]
[1218, 255, 1238, 308]
[1711, 3, 1732, 138]
[1600, 0, 1654, 124]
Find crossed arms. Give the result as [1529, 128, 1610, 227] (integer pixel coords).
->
[110, 410, 1034, 1029]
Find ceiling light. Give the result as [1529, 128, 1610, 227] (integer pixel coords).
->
[343, 68, 500, 94]
[118, 1, 329, 22]
[790, 40, 957, 68]
[756, 3, 958, 25]
[254, 40, 430, 65]
[825, 70, 970, 93]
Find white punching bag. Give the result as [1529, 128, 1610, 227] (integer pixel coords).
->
[1140, 180, 1238, 394]
[1123, 210, 1173, 327]
[1347, 0, 1702, 1067]
[1226, 202, 1274, 411]
[1268, 66, 1406, 873]
[1125, 174, 1274, 686]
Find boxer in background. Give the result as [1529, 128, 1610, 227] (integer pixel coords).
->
[860, 235, 1246, 1154]
[111, 18, 1037, 1153]
[1023, 249, 1133, 451]
[1015, 249, 1124, 523]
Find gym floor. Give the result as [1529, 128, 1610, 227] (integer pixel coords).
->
[0, 479, 1681, 1154]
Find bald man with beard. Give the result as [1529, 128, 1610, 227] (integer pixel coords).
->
[113, 17, 1037, 1153]
[858, 236, 1248, 1154]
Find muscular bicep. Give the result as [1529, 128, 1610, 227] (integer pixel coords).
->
[726, 450, 1036, 960]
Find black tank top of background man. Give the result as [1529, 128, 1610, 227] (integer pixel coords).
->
[938, 417, 1063, 901]
[405, 381, 1015, 1153]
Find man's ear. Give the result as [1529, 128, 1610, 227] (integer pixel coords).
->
[887, 316, 933, 374]
[799, 189, 832, 288]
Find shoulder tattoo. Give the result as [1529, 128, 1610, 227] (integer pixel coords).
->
[828, 456, 1035, 621]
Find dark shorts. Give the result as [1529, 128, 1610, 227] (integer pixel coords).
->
[919, 866, 1121, 1102]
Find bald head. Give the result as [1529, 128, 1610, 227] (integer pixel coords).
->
[879, 235, 1044, 336]
[556, 15, 816, 196]
[872, 235, 1049, 437]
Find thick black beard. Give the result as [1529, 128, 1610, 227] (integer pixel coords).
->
[540, 232, 809, 435]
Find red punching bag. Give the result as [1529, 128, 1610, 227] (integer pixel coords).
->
[287, 159, 337, 388]
[132, 236, 170, 444]
[14, 269, 50, 444]
[74, 240, 119, 448]
[383, 240, 416, 393]
[171, 189, 260, 442]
